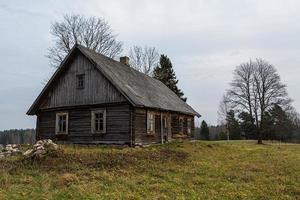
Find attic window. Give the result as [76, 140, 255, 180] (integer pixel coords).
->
[76, 74, 85, 89]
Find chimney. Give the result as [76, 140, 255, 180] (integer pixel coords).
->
[120, 56, 130, 66]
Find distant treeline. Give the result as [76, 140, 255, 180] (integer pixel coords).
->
[194, 123, 300, 143]
[0, 129, 36, 145]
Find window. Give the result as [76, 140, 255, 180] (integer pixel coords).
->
[163, 116, 168, 129]
[187, 119, 192, 134]
[91, 109, 106, 133]
[147, 112, 155, 134]
[179, 117, 184, 133]
[76, 74, 85, 89]
[56, 112, 68, 134]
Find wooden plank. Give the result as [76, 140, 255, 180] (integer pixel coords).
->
[40, 52, 127, 110]
[37, 104, 131, 143]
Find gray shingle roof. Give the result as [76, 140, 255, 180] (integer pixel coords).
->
[78, 45, 200, 117]
[27, 45, 200, 117]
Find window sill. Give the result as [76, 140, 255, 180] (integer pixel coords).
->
[56, 132, 68, 135]
[92, 132, 106, 135]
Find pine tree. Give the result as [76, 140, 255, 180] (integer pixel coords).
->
[238, 112, 256, 139]
[153, 55, 187, 101]
[200, 120, 210, 140]
[263, 104, 293, 141]
[226, 110, 241, 140]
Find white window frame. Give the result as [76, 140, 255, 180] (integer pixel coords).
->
[147, 111, 155, 134]
[56, 112, 69, 135]
[187, 118, 192, 134]
[91, 109, 106, 134]
[179, 117, 184, 133]
[163, 116, 168, 129]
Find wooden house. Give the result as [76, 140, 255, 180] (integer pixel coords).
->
[27, 45, 200, 145]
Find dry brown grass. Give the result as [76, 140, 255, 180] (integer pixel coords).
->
[0, 141, 299, 200]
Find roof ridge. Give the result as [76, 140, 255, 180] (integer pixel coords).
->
[77, 45, 200, 116]
[76, 44, 162, 84]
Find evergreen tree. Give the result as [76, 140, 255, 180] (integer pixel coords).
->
[226, 110, 241, 140]
[262, 104, 293, 141]
[238, 112, 256, 139]
[200, 120, 210, 140]
[153, 55, 187, 101]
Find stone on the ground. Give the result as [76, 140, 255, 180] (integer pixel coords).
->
[0, 139, 59, 159]
[23, 149, 33, 157]
[0, 143, 21, 158]
[23, 139, 59, 158]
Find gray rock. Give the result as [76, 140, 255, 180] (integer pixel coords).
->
[23, 139, 59, 159]
[23, 149, 33, 157]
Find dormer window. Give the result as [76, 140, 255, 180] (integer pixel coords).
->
[76, 74, 85, 89]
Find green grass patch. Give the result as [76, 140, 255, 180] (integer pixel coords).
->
[0, 141, 299, 199]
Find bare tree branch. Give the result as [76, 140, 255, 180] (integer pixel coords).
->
[129, 46, 159, 75]
[47, 14, 123, 68]
[224, 58, 292, 144]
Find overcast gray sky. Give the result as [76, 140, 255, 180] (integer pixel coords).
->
[1, 0, 300, 130]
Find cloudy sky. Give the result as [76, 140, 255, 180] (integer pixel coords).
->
[1, 0, 300, 130]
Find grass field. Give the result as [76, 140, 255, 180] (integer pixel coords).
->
[0, 141, 299, 200]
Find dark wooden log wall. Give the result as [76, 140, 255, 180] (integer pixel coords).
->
[38, 104, 195, 144]
[171, 113, 194, 138]
[40, 52, 126, 109]
[38, 104, 130, 144]
[133, 108, 194, 144]
[133, 108, 162, 144]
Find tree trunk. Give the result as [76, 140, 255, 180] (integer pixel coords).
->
[257, 130, 263, 144]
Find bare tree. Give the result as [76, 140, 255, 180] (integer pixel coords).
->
[218, 94, 231, 125]
[218, 94, 231, 140]
[225, 58, 291, 144]
[48, 14, 123, 67]
[129, 46, 159, 75]
[228, 61, 255, 119]
[253, 59, 291, 143]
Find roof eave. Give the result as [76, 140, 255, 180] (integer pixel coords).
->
[134, 104, 200, 117]
[26, 45, 79, 116]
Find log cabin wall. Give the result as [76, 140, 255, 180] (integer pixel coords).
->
[133, 108, 194, 144]
[133, 108, 173, 145]
[133, 108, 161, 144]
[171, 113, 195, 139]
[40, 52, 127, 109]
[37, 104, 131, 144]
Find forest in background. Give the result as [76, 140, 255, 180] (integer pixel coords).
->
[0, 129, 35, 145]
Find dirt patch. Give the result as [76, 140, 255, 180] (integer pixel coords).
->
[56, 173, 79, 186]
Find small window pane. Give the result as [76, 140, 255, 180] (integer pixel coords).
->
[163, 117, 167, 129]
[187, 119, 191, 134]
[57, 114, 67, 134]
[93, 111, 105, 132]
[147, 113, 155, 133]
[76, 74, 85, 89]
[179, 118, 184, 132]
